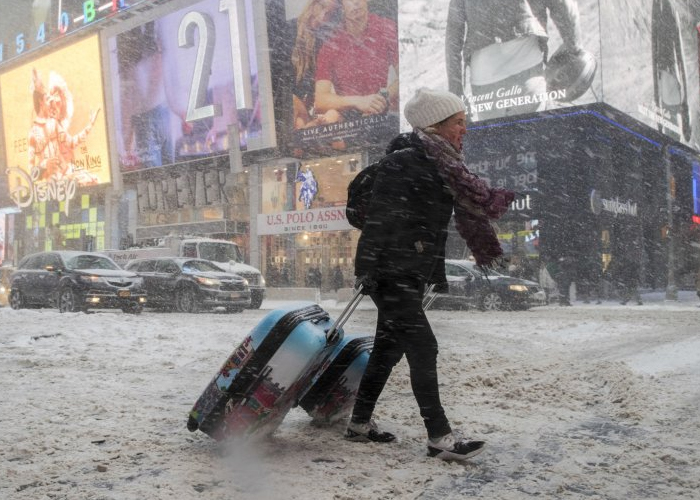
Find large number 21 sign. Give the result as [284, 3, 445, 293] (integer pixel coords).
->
[109, 0, 267, 171]
[179, 0, 253, 121]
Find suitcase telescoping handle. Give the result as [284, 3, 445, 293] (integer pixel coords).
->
[422, 283, 437, 310]
[327, 283, 437, 343]
[325, 285, 366, 343]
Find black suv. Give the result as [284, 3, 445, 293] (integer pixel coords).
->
[9, 251, 147, 313]
[124, 257, 251, 313]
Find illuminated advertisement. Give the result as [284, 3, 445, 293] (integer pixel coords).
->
[693, 160, 700, 223]
[399, 0, 601, 128]
[258, 155, 357, 234]
[107, 0, 273, 172]
[0, 1, 153, 67]
[282, 0, 399, 155]
[0, 35, 112, 216]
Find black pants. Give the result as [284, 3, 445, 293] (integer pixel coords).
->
[350, 278, 451, 440]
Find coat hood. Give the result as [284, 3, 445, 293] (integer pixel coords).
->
[385, 132, 417, 154]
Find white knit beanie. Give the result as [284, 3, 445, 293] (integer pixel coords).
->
[404, 87, 466, 129]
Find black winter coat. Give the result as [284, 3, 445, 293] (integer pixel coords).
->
[354, 133, 453, 284]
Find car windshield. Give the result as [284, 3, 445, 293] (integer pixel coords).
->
[65, 255, 120, 271]
[182, 260, 224, 273]
[197, 242, 242, 263]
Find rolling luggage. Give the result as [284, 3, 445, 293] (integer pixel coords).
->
[187, 290, 366, 441]
[187, 301, 343, 441]
[298, 332, 373, 425]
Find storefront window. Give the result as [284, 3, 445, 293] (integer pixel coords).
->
[258, 153, 362, 289]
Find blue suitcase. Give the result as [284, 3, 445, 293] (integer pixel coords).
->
[187, 301, 344, 441]
[297, 284, 440, 426]
[298, 332, 373, 425]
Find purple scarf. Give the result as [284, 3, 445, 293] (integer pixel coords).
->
[416, 129, 515, 267]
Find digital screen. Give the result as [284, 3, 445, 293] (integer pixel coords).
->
[693, 160, 700, 222]
[399, 0, 601, 129]
[0, 35, 112, 214]
[282, 0, 400, 156]
[107, 0, 269, 172]
[0, 1, 153, 67]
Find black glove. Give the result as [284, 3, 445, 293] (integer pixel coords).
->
[429, 281, 449, 294]
[354, 275, 378, 295]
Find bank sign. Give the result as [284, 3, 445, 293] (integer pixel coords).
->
[590, 190, 639, 218]
[257, 206, 352, 235]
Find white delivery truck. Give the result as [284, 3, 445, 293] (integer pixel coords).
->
[103, 236, 266, 309]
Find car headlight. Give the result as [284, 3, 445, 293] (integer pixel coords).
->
[79, 275, 102, 284]
[242, 278, 249, 287]
[0, 285, 6, 293]
[195, 276, 221, 286]
[259, 275, 266, 286]
[508, 284, 529, 292]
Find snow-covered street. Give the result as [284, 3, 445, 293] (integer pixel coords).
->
[1, 293, 699, 499]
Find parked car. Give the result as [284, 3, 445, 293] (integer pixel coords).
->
[430, 259, 546, 311]
[124, 257, 251, 313]
[9, 251, 147, 313]
[0, 265, 15, 307]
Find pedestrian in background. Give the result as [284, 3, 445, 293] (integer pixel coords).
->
[611, 255, 642, 305]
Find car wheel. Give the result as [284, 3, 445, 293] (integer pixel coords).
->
[176, 286, 201, 313]
[480, 291, 504, 311]
[9, 289, 24, 310]
[248, 290, 264, 309]
[58, 286, 85, 313]
[121, 303, 143, 314]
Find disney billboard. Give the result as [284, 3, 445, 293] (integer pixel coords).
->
[0, 35, 111, 216]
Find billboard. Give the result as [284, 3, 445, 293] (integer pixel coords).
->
[0, 1, 153, 68]
[600, 0, 700, 150]
[399, 0, 602, 128]
[282, 0, 399, 156]
[694, 159, 700, 223]
[399, 0, 700, 151]
[0, 35, 111, 215]
[107, 0, 274, 172]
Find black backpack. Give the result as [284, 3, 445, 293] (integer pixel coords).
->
[346, 162, 379, 229]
